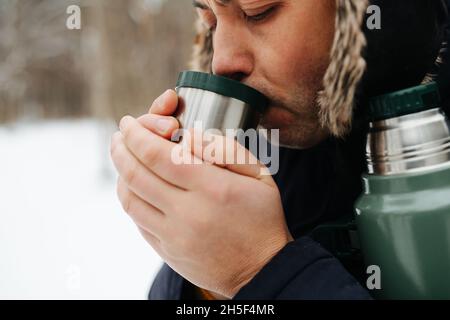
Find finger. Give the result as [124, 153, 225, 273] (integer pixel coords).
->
[148, 89, 179, 116]
[137, 226, 166, 259]
[186, 128, 276, 187]
[111, 131, 183, 212]
[117, 177, 166, 238]
[137, 114, 179, 140]
[119, 116, 219, 190]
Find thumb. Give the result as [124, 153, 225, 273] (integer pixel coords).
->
[148, 89, 179, 116]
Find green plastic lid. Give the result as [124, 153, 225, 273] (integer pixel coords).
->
[368, 82, 441, 121]
[176, 71, 269, 113]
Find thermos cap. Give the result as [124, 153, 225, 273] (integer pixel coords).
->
[368, 82, 441, 122]
[176, 71, 269, 114]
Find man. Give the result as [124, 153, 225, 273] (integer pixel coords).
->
[110, 0, 449, 299]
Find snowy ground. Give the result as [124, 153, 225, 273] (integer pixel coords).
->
[0, 119, 163, 299]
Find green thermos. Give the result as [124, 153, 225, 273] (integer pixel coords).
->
[355, 82, 450, 299]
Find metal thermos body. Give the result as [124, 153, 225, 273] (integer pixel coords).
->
[355, 83, 450, 299]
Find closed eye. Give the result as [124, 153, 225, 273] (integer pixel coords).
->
[244, 6, 277, 23]
[192, 1, 278, 30]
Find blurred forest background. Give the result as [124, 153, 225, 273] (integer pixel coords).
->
[0, 0, 196, 124]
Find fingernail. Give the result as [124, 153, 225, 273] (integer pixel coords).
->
[155, 118, 172, 133]
[119, 116, 133, 130]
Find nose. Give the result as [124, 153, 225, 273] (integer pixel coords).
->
[211, 22, 254, 82]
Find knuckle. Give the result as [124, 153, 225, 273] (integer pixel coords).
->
[110, 132, 121, 158]
[120, 118, 134, 141]
[208, 180, 233, 204]
[142, 144, 160, 168]
[117, 182, 133, 214]
[123, 161, 139, 187]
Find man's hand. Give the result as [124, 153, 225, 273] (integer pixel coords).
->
[110, 90, 293, 299]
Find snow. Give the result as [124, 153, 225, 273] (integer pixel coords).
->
[0, 119, 163, 299]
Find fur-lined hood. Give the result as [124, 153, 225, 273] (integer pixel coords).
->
[189, 0, 449, 137]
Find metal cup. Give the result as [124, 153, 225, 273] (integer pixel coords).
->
[174, 71, 268, 134]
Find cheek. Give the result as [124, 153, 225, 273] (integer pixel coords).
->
[257, 4, 335, 91]
[271, 44, 320, 87]
[266, 33, 332, 89]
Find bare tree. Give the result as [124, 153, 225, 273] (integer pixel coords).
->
[0, 0, 195, 124]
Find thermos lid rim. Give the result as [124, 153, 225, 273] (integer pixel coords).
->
[368, 82, 441, 122]
[176, 71, 269, 113]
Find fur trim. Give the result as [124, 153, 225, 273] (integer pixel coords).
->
[317, 0, 368, 137]
[190, 19, 213, 72]
[189, 0, 368, 137]
[423, 39, 448, 83]
[424, 0, 449, 84]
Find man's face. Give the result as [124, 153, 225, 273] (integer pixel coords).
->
[194, 0, 336, 148]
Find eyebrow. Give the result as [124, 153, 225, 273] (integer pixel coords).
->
[192, 0, 231, 10]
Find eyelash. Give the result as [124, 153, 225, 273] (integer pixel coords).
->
[197, 5, 276, 32]
[244, 6, 276, 23]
